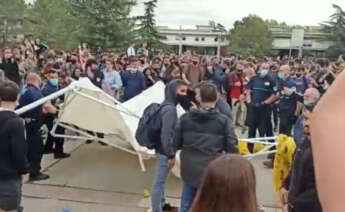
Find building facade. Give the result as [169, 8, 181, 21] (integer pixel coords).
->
[158, 25, 229, 57]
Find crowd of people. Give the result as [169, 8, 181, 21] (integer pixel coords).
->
[0, 39, 345, 212]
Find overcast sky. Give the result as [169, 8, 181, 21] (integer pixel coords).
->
[131, 0, 345, 29]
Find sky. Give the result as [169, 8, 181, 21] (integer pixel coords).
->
[25, 0, 345, 29]
[131, 0, 345, 29]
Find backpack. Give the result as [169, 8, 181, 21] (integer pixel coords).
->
[135, 103, 167, 149]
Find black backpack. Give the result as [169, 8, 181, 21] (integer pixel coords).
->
[135, 103, 168, 149]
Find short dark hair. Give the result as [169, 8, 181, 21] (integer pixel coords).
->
[85, 59, 98, 70]
[0, 80, 19, 102]
[199, 82, 218, 103]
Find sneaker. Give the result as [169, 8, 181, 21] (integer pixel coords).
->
[54, 152, 71, 159]
[162, 203, 172, 211]
[86, 140, 93, 144]
[99, 141, 108, 146]
[29, 173, 50, 182]
[263, 160, 274, 169]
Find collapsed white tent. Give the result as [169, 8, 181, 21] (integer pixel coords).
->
[15, 78, 277, 176]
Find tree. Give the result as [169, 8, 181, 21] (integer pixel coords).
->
[65, 0, 136, 51]
[322, 4, 345, 58]
[229, 15, 273, 57]
[26, 0, 81, 49]
[136, 0, 166, 52]
[0, 0, 27, 45]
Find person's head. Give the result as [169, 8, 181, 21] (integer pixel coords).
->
[0, 80, 19, 109]
[35, 38, 41, 45]
[105, 58, 115, 72]
[85, 59, 98, 72]
[259, 63, 270, 78]
[195, 82, 218, 108]
[164, 79, 188, 106]
[191, 154, 257, 212]
[192, 56, 199, 66]
[73, 68, 82, 79]
[128, 56, 139, 70]
[3, 47, 13, 60]
[278, 65, 291, 80]
[27, 72, 41, 88]
[296, 65, 305, 78]
[304, 88, 320, 106]
[303, 103, 316, 136]
[236, 63, 244, 75]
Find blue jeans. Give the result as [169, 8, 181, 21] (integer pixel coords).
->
[151, 154, 169, 212]
[180, 183, 198, 212]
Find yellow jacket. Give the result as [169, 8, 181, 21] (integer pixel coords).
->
[273, 134, 296, 192]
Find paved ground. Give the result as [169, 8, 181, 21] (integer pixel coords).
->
[21, 136, 282, 212]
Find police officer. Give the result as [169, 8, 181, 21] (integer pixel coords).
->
[246, 63, 276, 153]
[42, 65, 70, 159]
[275, 65, 298, 136]
[18, 73, 56, 182]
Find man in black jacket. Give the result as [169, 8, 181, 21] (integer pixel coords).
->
[151, 79, 188, 212]
[173, 81, 238, 212]
[0, 81, 30, 212]
[0, 48, 21, 86]
[281, 104, 322, 212]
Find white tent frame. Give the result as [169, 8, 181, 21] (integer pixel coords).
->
[15, 79, 278, 173]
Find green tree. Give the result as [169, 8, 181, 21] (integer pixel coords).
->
[136, 0, 166, 52]
[229, 15, 273, 57]
[26, 0, 81, 49]
[65, 0, 136, 51]
[0, 0, 27, 45]
[322, 4, 345, 58]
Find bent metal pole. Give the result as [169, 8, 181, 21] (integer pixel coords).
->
[15, 81, 78, 115]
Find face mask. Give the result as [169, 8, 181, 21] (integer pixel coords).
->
[303, 100, 311, 106]
[49, 79, 58, 87]
[278, 72, 285, 80]
[296, 73, 302, 78]
[260, 69, 268, 78]
[322, 83, 328, 90]
[176, 94, 191, 110]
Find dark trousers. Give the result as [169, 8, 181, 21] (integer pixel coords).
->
[272, 104, 278, 128]
[44, 115, 65, 154]
[26, 126, 44, 175]
[279, 109, 294, 136]
[248, 105, 271, 152]
[0, 177, 22, 211]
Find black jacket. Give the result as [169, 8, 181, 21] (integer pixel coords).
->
[283, 138, 322, 212]
[173, 108, 238, 187]
[0, 59, 20, 85]
[0, 111, 30, 180]
[155, 80, 181, 157]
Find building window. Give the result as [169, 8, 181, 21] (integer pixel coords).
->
[201, 37, 205, 41]
[182, 36, 186, 41]
[214, 37, 218, 42]
[195, 37, 199, 41]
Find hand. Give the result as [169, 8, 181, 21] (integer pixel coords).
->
[190, 101, 198, 110]
[280, 187, 289, 205]
[168, 159, 175, 170]
[234, 81, 241, 87]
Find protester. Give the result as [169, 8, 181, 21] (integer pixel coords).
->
[173, 82, 238, 212]
[151, 79, 188, 212]
[191, 154, 257, 212]
[85, 59, 104, 89]
[0, 81, 29, 212]
[0, 48, 21, 86]
[120, 57, 146, 102]
[281, 104, 322, 212]
[103, 59, 123, 97]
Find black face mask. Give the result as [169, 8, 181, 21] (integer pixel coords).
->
[176, 94, 191, 110]
[296, 73, 302, 77]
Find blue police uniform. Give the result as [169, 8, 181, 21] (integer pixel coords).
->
[41, 82, 65, 155]
[276, 77, 298, 136]
[246, 75, 275, 152]
[18, 84, 44, 176]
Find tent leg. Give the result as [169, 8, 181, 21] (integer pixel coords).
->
[138, 154, 146, 172]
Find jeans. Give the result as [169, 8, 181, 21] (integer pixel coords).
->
[151, 154, 169, 212]
[180, 183, 198, 212]
[0, 177, 22, 211]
